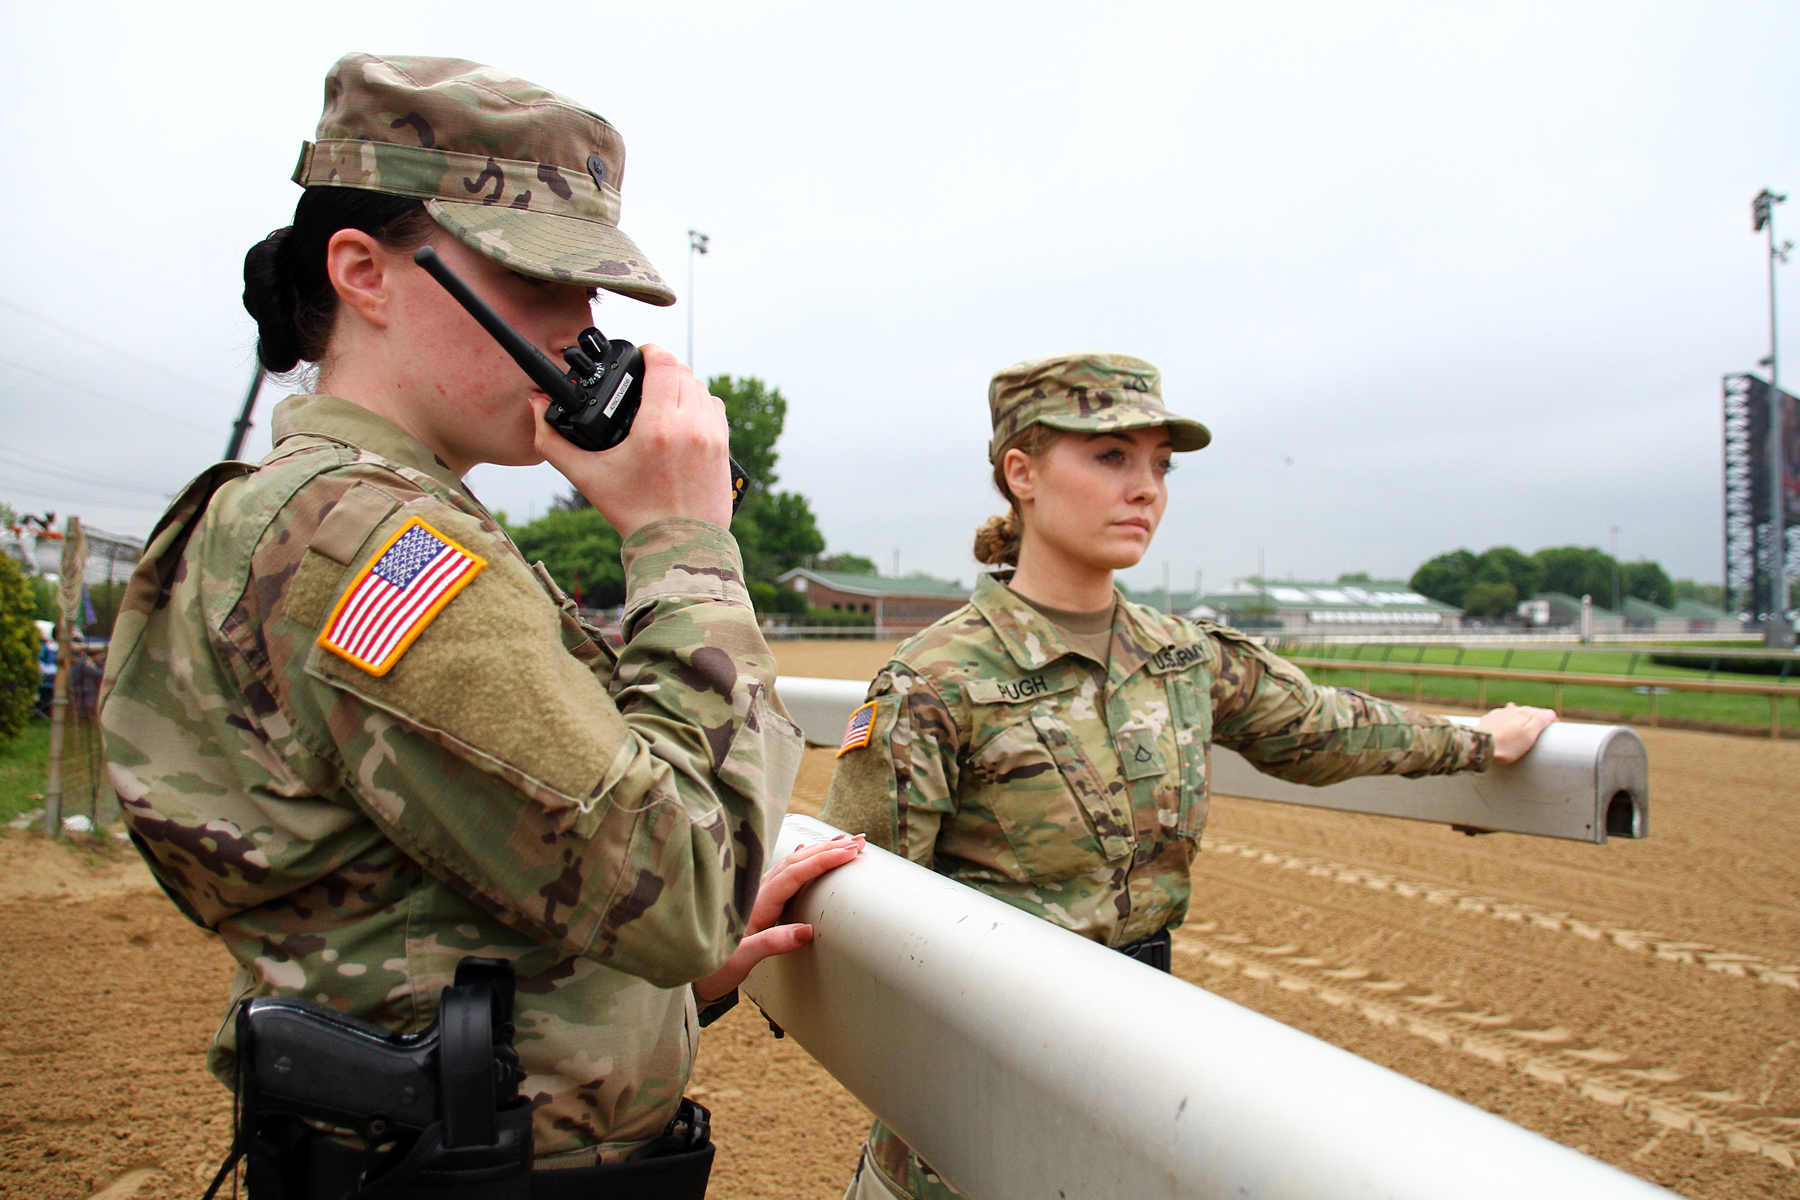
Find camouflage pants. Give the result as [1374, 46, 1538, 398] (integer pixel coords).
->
[840, 1120, 967, 1200]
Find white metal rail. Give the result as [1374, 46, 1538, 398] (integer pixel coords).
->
[744, 815, 1673, 1200]
[775, 676, 1649, 843]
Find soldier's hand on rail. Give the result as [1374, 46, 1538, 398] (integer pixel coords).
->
[694, 834, 866, 1002]
[1475, 702, 1558, 765]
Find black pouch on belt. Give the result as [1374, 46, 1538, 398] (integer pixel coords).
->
[1117, 928, 1172, 973]
[527, 1098, 715, 1200]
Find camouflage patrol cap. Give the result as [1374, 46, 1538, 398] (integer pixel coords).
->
[292, 53, 673, 306]
[987, 352, 1211, 462]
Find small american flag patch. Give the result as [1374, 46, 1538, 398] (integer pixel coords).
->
[837, 700, 877, 757]
[318, 518, 486, 676]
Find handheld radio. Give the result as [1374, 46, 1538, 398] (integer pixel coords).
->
[413, 246, 746, 511]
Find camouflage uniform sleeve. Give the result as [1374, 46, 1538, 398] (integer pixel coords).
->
[1207, 628, 1492, 784]
[819, 666, 960, 866]
[302, 509, 799, 989]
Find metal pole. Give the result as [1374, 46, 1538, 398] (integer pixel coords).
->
[1769, 204, 1789, 646]
[224, 364, 265, 461]
[42, 516, 84, 839]
[1755, 190, 1792, 647]
[43, 606, 68, 839]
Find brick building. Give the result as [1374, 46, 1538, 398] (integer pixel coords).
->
[777, 568, 970, 633]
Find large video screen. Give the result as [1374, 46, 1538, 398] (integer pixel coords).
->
[1746, 376, 1800, 525]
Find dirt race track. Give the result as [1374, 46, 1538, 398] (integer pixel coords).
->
[4, 639, 1798, 1199]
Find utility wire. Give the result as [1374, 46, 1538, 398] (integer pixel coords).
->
[0, 356, 218, 434]
[0, 449, 174, 497]
[0, 295, 233, 399]
[0, 472, 169, 514]
[0, 440, 174, 493]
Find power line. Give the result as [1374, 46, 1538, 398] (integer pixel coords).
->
[0, 440, 174, 492]
[0, 473, 170, 514]
[0, 356, 219, 434]
[0, 295, 233, 399]
[0, 449, 173, 497]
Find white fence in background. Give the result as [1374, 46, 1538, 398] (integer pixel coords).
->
[773, 676, 1650, 843]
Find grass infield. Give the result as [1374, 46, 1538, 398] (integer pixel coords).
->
[1283, 644, 1798, 733]
[0, 719, 50, 825]
[0, 715, 111, 827]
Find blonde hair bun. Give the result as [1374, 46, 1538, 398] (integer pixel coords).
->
[972, 511, 1022, 566]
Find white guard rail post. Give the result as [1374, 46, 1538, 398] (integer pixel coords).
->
[744, 815, 1674, 1200]
[774, 676, 1649, 843]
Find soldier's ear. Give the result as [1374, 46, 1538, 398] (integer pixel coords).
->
[325, 228, 394, 330]
[1001, 446, 1039, 504]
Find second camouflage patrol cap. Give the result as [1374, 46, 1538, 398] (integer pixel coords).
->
[987, 352, 1212, 462]
[292, 53, 674, 306]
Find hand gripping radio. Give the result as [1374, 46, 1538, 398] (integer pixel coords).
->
[413, 246, 746, 512]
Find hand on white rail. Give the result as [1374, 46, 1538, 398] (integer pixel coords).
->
[694, 833, 866, 1002]
[1475, 702, 1558, 765]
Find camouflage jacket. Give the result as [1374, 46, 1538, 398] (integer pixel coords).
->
[821, 575, 1489, 946]
[99, 395, 800, 1165]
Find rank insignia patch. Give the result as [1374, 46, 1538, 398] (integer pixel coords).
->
[319, 518, 486, 676]
[837, 700, 877, 757]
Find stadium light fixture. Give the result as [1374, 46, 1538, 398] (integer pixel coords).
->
[687, 229, 710, 370]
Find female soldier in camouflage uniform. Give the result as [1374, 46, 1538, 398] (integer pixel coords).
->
[100, 54, 859, 1191]
[820, 351, 1555, 1200]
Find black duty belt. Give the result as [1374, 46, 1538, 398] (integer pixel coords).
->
[529, 1099, 714, 1200]
[295, 1098, 713, 1200]
[1116, 928, 1172, 973]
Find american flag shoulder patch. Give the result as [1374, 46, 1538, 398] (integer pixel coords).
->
[317, 517, 487, 677]
[837, 700, 878, 757]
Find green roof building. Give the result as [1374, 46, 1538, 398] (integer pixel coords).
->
[777, 568, 970, 632]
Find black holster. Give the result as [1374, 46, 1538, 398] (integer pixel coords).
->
[207, 956, 717, 1200]
[214, 957, 532, 1200]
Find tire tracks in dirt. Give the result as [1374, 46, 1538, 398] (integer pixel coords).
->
[1203, 835, 1800, 990]
[1172, 920, 1800, 1172]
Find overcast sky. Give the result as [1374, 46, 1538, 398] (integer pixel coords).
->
[2, 1, 1796, 595]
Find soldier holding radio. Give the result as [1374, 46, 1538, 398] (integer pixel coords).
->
[100, 53, 856, 1198]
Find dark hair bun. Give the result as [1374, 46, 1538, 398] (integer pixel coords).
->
[243, 227, 302, 373]
[240, 189, 433, 375]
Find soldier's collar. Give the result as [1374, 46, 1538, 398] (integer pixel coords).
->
[1108, 593, 1197, 680]
[970, 574, 1078, 671]
[268, 394, 470, 495]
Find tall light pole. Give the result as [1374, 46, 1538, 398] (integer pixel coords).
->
[1753, 190, 1793, 647]
[223, 364, 265, 461]
[686, 229, 709, 370]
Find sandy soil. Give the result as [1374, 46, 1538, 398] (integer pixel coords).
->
[3, 639, 1795, 1199]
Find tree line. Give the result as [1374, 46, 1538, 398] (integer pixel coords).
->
[1408, 546, 1721, 619]
[505, 375, 859, 615]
